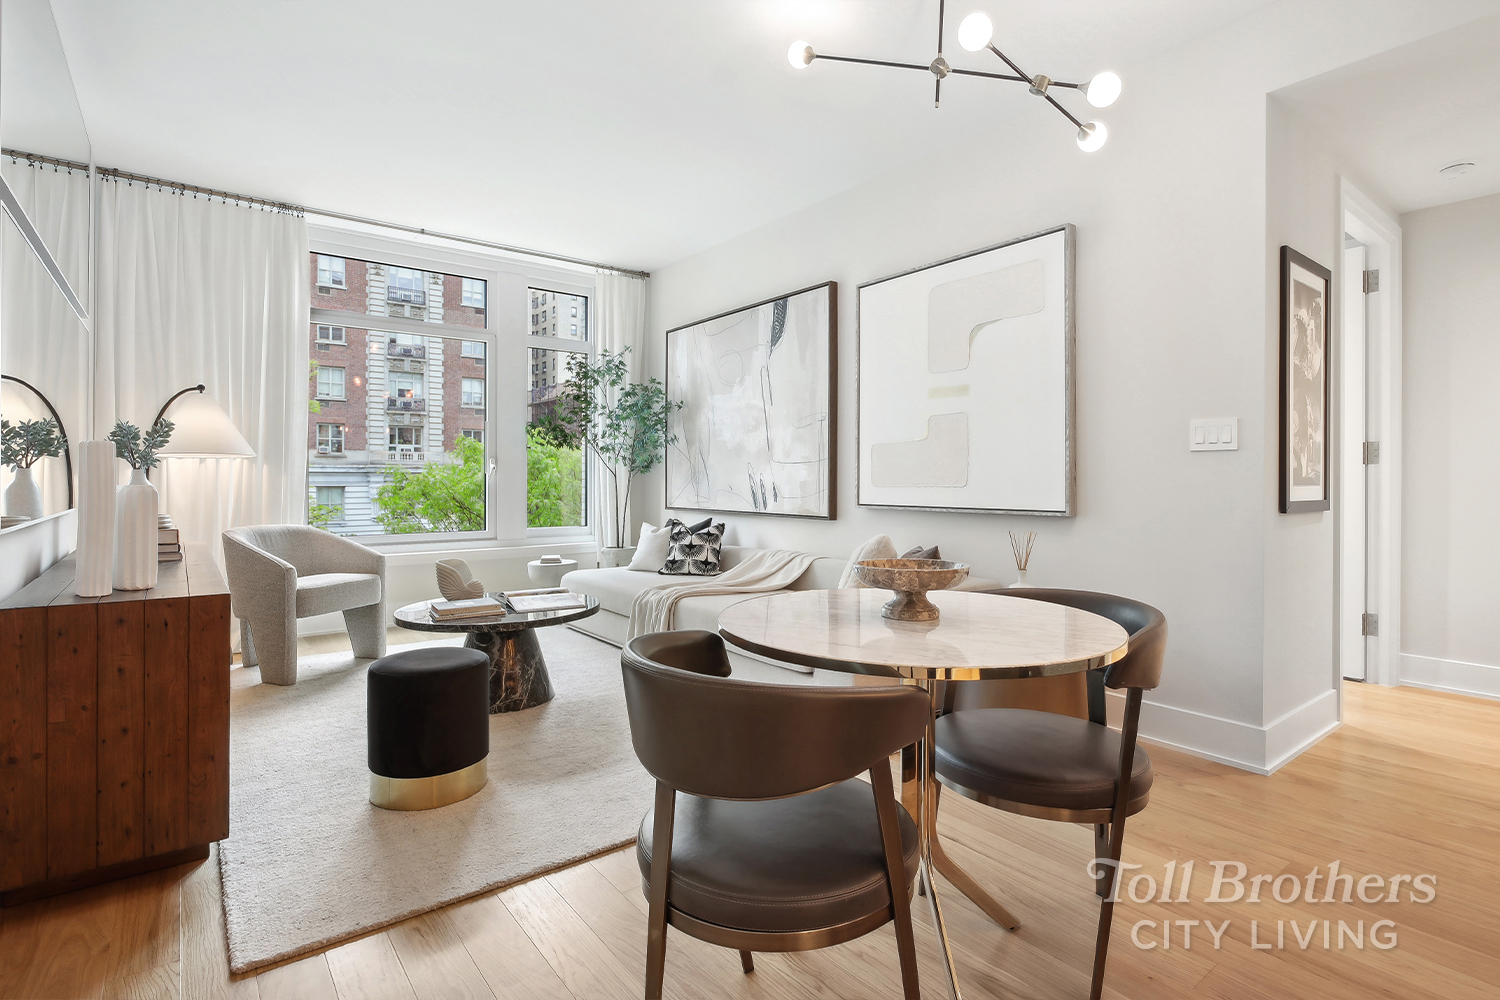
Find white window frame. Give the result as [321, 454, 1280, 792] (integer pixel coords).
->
[461, 340, 486, 358]
[461, 377, 485, 408]
[308, 224, 594, 551]
[461, 428, 484, 443]
[316, 324, 346, 343]
[316, 366, 346, 400]
[315, 485, 346, 511]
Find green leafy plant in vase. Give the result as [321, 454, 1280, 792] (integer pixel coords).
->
[109, 418, 174, 590]
[2, 417, 67, 521]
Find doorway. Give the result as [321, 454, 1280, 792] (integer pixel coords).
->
[1337, 182, 1403, 688]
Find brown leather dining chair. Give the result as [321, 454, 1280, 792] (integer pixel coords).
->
[622, 630, 928, 1000]
[935, 589, 1166, 1000]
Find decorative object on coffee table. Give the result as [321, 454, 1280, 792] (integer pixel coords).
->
[393, 595, 601, 713]
[853, 558, 970, 622]
[1009, 530, 1037, 588]
[527, 554, 578, 589]
[2, 417, 66, 520]
[436, 558, 486, 600]
[109, 417, 174, 591]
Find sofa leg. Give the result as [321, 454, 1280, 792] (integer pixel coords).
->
[344, 603, 387, 660]
[239, 619, 258, 667]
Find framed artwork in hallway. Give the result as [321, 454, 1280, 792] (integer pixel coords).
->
[1279, 245, 1332, 513]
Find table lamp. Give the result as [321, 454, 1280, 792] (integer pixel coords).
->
[154, 384, 256, 458]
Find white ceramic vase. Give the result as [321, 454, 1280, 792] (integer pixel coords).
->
[75, 441, 117, 597]
[4, 465, 43, 520]
[115, 468, 159, 591]
[599, 546, 635, 569]
[1010, 568, 1029, 589]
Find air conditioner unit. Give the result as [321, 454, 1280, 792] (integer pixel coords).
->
[317, 446, 331, 454]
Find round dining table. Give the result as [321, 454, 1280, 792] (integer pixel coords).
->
[719, 588, 1130, 1000]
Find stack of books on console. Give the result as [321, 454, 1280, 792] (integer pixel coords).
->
[158, 514, 182, 563]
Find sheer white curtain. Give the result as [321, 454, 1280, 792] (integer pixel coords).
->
[1, 159, 92, 513]
[94, 179, 309, 573]
[591, 270, 647, 548]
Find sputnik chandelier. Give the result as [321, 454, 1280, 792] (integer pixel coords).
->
[787, 0, 1121, 151]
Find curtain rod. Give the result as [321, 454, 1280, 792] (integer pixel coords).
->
[2, 147, 650, 279]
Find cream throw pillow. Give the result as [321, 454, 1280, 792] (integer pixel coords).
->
[838, 534, 898, 588]
[626, 521, 674, 572]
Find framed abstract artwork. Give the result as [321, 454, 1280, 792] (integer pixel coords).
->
[1279, 246, 1332, 513]
[857, 225, 1075, 515]
[664, 281, 836, 519]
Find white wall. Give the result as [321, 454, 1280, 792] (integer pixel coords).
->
[640, 1, 1492, 771]
[1399, 191, 1500, 699]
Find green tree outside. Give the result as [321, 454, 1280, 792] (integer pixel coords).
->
[374, 435, 487, 534]
[526, 427, 584, 527]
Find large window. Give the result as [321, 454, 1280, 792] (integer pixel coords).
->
[527, 288, 588, 529]
[307, 240, 590, 542]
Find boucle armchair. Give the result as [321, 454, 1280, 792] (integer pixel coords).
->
[223, 525, 387, 686]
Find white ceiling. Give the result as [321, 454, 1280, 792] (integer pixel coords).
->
[48, 0, 1272, 270]
[1274, 13, 1500, 216]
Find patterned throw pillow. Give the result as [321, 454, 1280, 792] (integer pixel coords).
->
[901, 544, 941, 560]
[658, 518, 726, 576]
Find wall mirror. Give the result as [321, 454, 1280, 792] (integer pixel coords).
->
[1, 0, 92, 527]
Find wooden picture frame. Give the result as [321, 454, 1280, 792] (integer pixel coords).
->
[664, 282, 837, 520]
[1279, 246, 1332, 513]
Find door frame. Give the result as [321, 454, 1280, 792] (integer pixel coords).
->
[1337, 179, 1402, 689]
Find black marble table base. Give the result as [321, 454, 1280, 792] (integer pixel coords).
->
[465, 629, 554, 713]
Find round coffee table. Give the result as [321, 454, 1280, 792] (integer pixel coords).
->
[393, 596, 600, 714]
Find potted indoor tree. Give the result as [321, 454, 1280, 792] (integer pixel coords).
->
[532, 348, 680, 567]
[2, 417, 67, 521]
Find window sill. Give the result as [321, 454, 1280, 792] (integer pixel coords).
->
[372, 537, 598, 566]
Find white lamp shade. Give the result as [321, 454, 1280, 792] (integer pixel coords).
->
[1085, 71, 1121, 108]
[957, 12, 993, 52]
[788, 40, 814, 68]
[158, 391, 255, 458]
[1076, 121, 1108, 152]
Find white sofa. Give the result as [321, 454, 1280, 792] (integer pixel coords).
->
[562, 544, 1000, 674]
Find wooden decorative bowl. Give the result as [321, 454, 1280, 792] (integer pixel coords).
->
[853, 558, 970, 622]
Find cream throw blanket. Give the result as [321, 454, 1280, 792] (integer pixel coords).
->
[628, 549, 820, 639]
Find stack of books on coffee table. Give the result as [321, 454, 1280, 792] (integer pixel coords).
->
[158, 514, 182, 563]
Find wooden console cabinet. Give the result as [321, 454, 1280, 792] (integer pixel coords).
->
[0, 547, 231, 904]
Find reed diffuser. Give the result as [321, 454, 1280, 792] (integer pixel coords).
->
[1009, 530, 1037, 588]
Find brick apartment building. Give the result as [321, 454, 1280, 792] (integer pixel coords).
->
[307, 253, 488, 534]
[527, 289, 587, 423]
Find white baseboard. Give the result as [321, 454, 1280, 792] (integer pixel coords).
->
[1108, 687, 1340, 775]
[1399, 652, 1500, 701]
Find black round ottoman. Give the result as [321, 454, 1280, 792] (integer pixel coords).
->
[368, 647, 490, 810]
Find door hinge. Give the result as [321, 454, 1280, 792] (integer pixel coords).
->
[1363, 269, 1380, 293]
[1362, 441, 1380, 465]
[1361, 613, 1379, 637]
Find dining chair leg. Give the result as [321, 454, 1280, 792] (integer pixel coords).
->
[871, 763, 921, 1000]
[645, 781, 676, 1000]
[1094, 824, 1111, 898]
[1091, 687, 1144, 1000]
[739, 951, 754, 974]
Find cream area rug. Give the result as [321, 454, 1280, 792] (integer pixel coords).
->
[218, 628, 652, 974]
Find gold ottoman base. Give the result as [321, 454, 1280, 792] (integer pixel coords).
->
[370, 759, 488, 811]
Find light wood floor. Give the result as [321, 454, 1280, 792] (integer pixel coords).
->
[2, 647, 1497, 998]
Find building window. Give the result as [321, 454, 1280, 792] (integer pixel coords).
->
[387, 266, 425, 305]
[316, 255, 346, 289]
[389, 372, 423, 400]
[316, 366, 346, 400]
[462, 378, 485, 407]
[316, 324, 346, 343]
[461, 340, 486, 359]
[461, 277, 486, 309]
[461, 429, 484, 443]
[316, 423, 345, 454]
[570, 324, 577, 336]
[314, 486, 345, 518]
[388, 425, 423, 461]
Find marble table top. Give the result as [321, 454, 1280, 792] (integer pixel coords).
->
[393, 595, 600, 634]
[718, 589, 1129, 680]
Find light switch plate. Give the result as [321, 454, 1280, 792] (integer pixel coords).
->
[1190, 418, 1237, 451]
